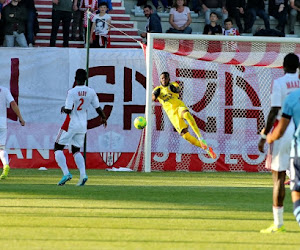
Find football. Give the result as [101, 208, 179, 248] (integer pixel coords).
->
[134, 116, 147, 129]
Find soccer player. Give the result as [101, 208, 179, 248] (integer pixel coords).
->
[54, 69, 107, 186]
[266, 88, 300, 228]
[258, 53, 300, 233]
[152, 72, 216, 159]
[0, 86, 25, 179]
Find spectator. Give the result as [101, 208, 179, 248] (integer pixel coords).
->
[135, 0, 170, 13]
[50, 0, 77, 47]
[203, 11, 222, 34]
[222, 18, 239, 52]
[90, 1, 111, 48]
[0, 0, 5, 46]
[71, 0, 84, 41]
[79, 0, 98, 43]
[21, 0, 38, 46]
[167, 0, 192, 34]
[140, 5, 162, 41]
[289, 0, 300, 34]
[2, 0, 28, 47]
[198, 0, 228, 25]
[244, 0, 270, 33]
[226, 0, 245, 33]
[222, 18, 240, 35]
[268, 0, 288, 33]
[98, 0, 112, 12]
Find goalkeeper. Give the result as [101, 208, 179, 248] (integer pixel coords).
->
[152, 72, 216, 159]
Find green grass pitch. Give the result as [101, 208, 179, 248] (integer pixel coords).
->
[0, 169, 299, 249]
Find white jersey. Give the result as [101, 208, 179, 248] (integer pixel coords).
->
[0, 86, 14, 129]
[92, 13, 111, 36]
[271, 72, 300, 120]
[61, 85, 100, 133]
[267, 72, 300, 171]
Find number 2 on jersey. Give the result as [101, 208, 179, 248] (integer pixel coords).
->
[77, 98, 84, 110]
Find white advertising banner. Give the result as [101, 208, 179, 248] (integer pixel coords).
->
[0, 48, 146, 153]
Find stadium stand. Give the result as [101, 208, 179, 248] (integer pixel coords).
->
[30, 0, 300, 48]
[127, 0, 300, 38]
[34, 0, 142, 48]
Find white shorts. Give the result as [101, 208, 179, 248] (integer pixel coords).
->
[0, 128, 7, 149]
[265, 122, 294, 172]
[55, 129, 85, 148]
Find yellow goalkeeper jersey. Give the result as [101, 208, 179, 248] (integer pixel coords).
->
[153, 82, 186, 113]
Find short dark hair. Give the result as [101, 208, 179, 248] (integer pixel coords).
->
[210, 12, 218, 17]
[98, 1, 108, 8]
[75, 69, 87, 84]
[224, 18, 233, 24]
[160, 72, 170, 78]
[283, 53, 300, 72]
[143, 4, 152, 10]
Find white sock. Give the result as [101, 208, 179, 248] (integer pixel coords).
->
[0, 150, 9, 166]
[273, 206, 284, 227]
[54, 150, 69, 175]
[73, 152, 86, 177]
[286, 169, 291, 179]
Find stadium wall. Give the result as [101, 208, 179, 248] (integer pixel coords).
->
[1, 47, 274, 171]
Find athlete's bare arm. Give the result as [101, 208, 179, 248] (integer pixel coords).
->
[96, 107, 107, 128]
[10, 101, 25, 126]
[267, 117, 291, 144]
[258, 106, 280, 153]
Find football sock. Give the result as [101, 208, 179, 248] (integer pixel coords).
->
[273, 206, 284, 227]
[286, 169, 291, 179]
[0, 149, 9, 166]
[293, 199, 300, 226]
[54, 150, 69, 175]
[182, 132, 203, 148]
[73, 152, 86, 177]
[182, 112, 202, 139]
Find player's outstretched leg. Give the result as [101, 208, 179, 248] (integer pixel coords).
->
[72, 146, 88, 186]
[182, 131, 216, 159]
[182, 131, 206, 149]
[182, 111, 201, 137]
[0, 149, 10, 179]
[182, 111, 207, 149]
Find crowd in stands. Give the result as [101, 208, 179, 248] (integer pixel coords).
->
[0, 0, 39, 47]
[0, 0, 112, 47]
[0, 0, 300, 48]
[139, 0, 300, 40]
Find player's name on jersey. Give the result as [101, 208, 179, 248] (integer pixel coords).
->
[78, 91, 87, 96]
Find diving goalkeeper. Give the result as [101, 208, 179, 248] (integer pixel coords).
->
[152, 72, 216, 159]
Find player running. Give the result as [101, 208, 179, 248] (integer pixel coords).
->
[258, 53, 300, 233]
[54, 69, 107, 186]
[267, 88, 300, 229]
[0, 86, 25, 179]
[152, 72, 216, 159]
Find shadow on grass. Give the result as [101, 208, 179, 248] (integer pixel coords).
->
[0, 182, 289, 213]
